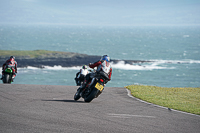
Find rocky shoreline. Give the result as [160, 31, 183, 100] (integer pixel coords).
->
[0, 52, 152, 68]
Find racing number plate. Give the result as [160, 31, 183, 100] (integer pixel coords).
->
[95, 82, 104, 91]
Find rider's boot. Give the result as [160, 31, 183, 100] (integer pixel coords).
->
[11, 74, 16, 82]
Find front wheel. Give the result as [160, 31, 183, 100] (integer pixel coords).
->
[74, 90, 81, 101]
[3, 74, 11, 84]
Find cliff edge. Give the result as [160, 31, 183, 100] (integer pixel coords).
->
[0, 50, 151, 68]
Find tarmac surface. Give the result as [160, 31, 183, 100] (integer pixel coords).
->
[0, 84, 199, 133]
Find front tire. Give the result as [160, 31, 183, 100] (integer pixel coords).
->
[3, 74, 11, 84]
[74, 90, 81, 101]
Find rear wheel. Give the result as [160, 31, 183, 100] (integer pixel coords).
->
[84, 88, 98, 103]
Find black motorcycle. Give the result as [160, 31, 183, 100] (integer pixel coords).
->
[74, 70, 109, 102]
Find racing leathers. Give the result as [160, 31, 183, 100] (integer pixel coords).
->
[75, 68, 88, 86]
[1, 57, 17, 81]
[89, 60, 112, 81]
[80, 60, 112, 90]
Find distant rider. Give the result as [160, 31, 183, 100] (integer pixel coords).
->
[80, 55, 112, 91]
[1, 56, 17, 81]
[75, 65, 89, 86]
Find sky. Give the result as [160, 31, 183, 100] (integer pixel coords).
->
[0, 0, 200, 26]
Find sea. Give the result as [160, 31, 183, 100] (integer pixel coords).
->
[0, 24, 200, 88]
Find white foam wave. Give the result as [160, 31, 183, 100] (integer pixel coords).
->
[9, 59, 200, 71]
[110, 59, 200, 70]
[110, 61, 174, 70]
[43, 65, 81, 70]
[150, 59, 200, 64]
[24, 66, 39, 70]
[18, 65, 82, 71]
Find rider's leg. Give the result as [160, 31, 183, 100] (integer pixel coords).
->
[1, 69, 5, 80]
[0, 72, 3, 80]
[11, 68, 16, 82]
[80, 73, 92, 90]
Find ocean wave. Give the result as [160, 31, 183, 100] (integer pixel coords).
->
[2, 59, 199, 71]
[150, 59, 200, 64]
[17, 65, 81, 70]
[111, 61, 174, 70]
[15, 62, 172, 71]
[43, 65, 81, 70]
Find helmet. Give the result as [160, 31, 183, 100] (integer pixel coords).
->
[10, 56, 15, 59]
[101, 55, 110, 62]
[82, 65, 87, 69]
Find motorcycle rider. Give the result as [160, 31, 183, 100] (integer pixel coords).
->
[1, 56, 17, 81]
[79, 55, 112, 91]
[75, 65, 88, 86]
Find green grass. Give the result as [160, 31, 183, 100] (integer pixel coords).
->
[125, 85, 200, 115]
[0, 50, 74, 58]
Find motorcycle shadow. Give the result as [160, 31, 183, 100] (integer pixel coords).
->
[41, 99, 84, 103]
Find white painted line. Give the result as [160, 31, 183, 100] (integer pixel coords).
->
[108, 113, 156, 118]
[126, 89, 200, 117]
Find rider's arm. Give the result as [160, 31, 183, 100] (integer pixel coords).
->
[76, 70, 80, 77]
[108, 68, 112, 81]
[2, 60, 8, 69]
[2, 64, 5, 69]
[15, 61, 17, 73]
[89, 61, 101, 68]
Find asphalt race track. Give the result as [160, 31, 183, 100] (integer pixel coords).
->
[0, 84, 199, 133]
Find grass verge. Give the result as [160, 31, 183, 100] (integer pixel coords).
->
[0, 50, 75, 58]
[125, 85, 200, 115]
